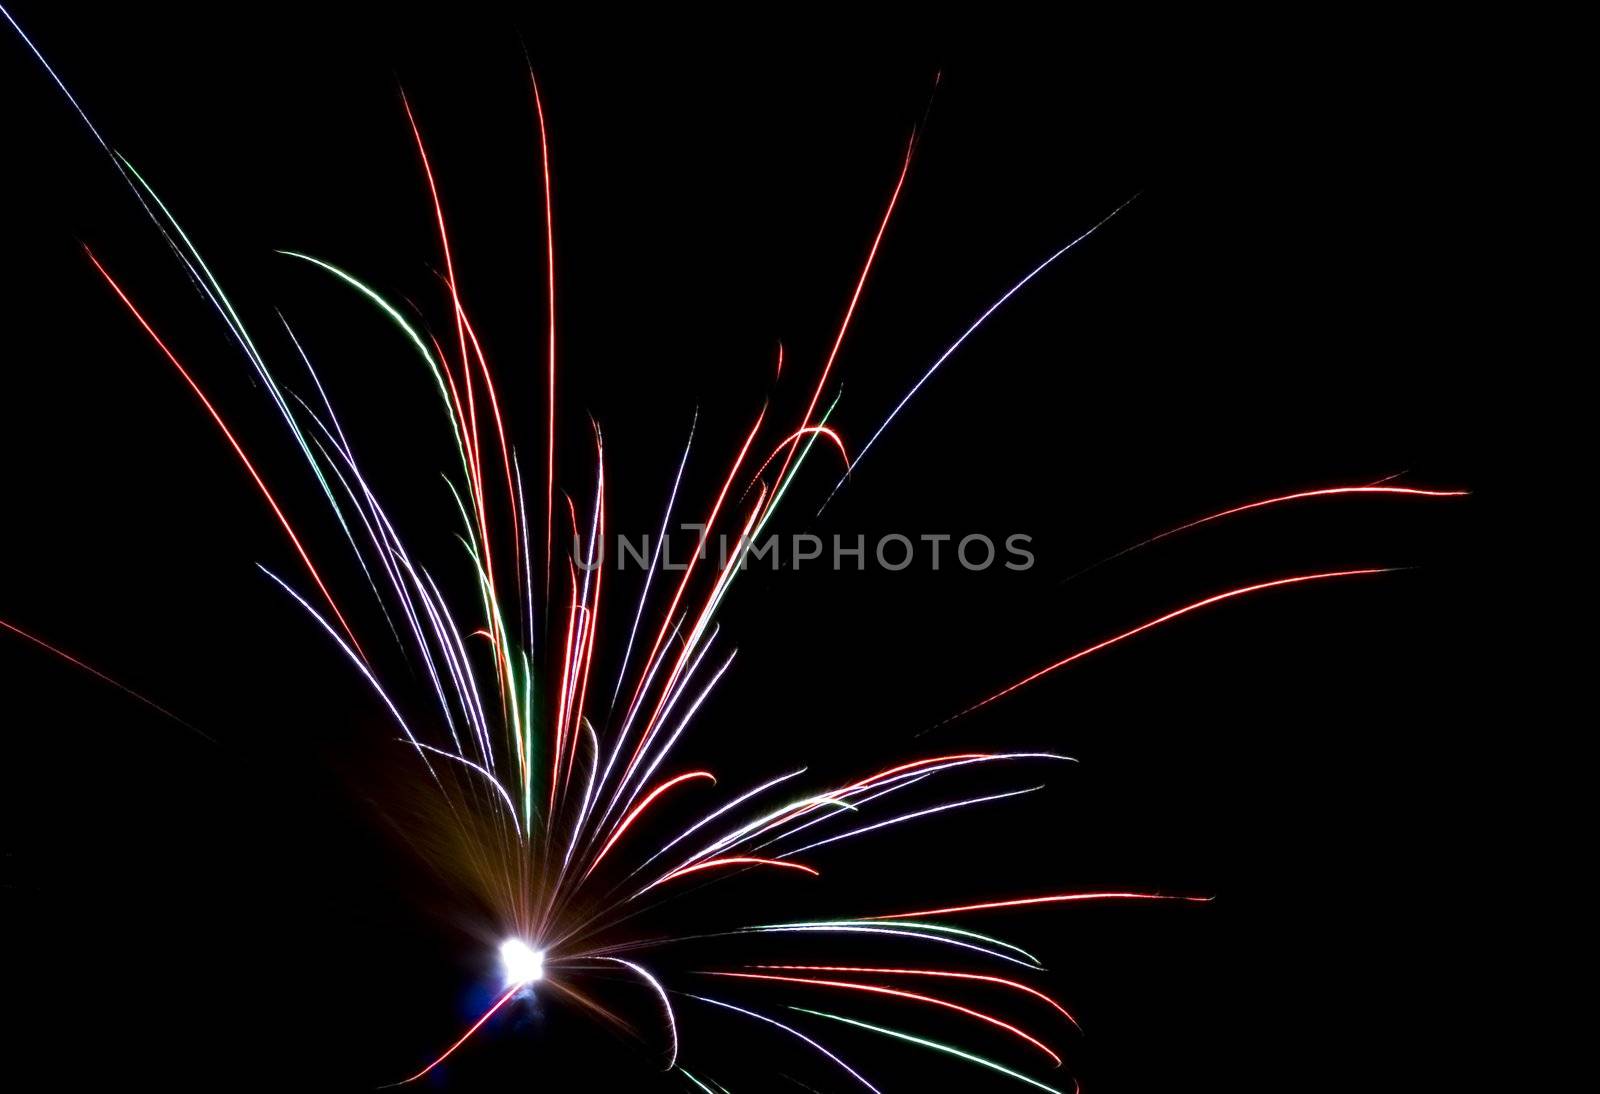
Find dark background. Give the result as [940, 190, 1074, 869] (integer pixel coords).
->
[2, 6, 1498, 1091]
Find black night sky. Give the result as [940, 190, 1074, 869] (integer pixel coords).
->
[3, 7, 1499, 1091]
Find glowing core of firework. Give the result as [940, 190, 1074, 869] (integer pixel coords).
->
[501, 938, 544, 986]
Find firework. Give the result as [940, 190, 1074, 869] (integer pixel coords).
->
[1, 9, 1466, 1090]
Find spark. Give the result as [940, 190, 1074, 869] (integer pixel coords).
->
[778, 785, 1043, 859]
[586, 771, 717, 878]
[868, 891, 1212, 920]
[742, 921, 1044, 969]
[393, 982, 521, 1085]
[750, 966, 1079, 1027]
[632, 768, 807, 876]
[501, 938, 546, 985]
[1062, 483, 1469, 581]
[678, 1070, 718, 1094]
[949, 569, 1392, 722]
[821, 194, 1141, 512]
[767, 134, 915, 505]
[706, 972, 1062, 1065]
[595, 957, 678, 1068]
[685, 994, 881, 1093]
[644, 856, 820, 892]
[0, 617, 206, 738]
[86, 250, 366, 658]
[531, 70, 557, 600]
[791, 1007, 1066, 1094]
[1131, 484, 1466, 549]
[413, 742, 524, 838]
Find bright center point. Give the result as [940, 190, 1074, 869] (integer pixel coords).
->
[500, 938, 544, 985]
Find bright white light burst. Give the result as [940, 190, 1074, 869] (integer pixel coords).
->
[500, 938, 544, 985]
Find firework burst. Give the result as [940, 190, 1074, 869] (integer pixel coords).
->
[2, 10, 1466, 1090]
